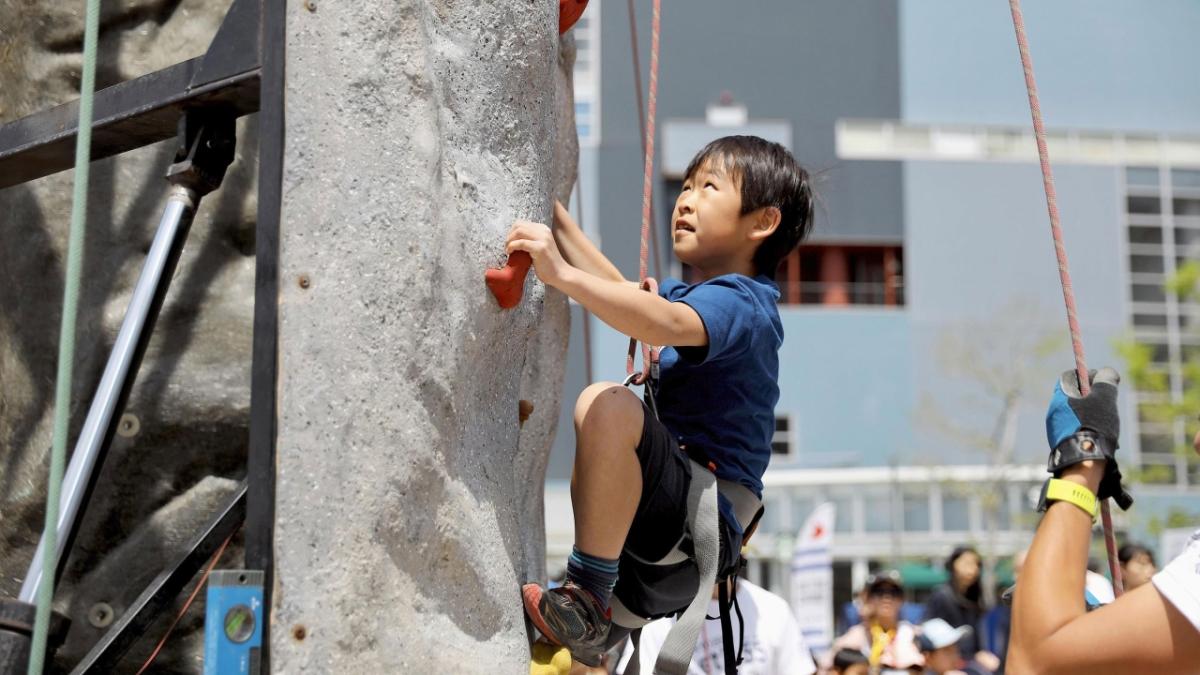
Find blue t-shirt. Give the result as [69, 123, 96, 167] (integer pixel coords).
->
[656, 274, 782, 529]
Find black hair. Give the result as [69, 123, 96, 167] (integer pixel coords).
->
[945, 546, 983, 606]
[1118, 543, 1156, 567]
[915, 633, 936, 654]
[683, 135, 815, 279]
[832, 648, 869, 671]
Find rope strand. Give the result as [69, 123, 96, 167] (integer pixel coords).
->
[637, 0, 662, 284]
[1008, 0, 1124, 596]
[626, 0, 663, 281]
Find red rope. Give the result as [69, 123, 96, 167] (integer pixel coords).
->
[625, 0, 662, 385]
[626, 0, 663, 281]
[638, 0, 662, 284]
[1008, 0, 1124, 597]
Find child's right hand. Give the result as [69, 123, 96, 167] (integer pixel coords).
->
[506, 220, 572, 289]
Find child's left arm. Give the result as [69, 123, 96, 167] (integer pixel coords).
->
[506, 220, 707, 347]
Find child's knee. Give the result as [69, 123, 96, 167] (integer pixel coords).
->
[574, 382, 641, 432]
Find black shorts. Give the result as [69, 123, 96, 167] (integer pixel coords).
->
[611, 402, 742, 621]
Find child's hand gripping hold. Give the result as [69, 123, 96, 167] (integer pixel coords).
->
[506, 220, 573, 289]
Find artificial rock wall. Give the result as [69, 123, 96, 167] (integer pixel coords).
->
[271, 2, 575, 671]
[0, 1, 575, 672]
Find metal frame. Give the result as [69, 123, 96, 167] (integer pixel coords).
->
[0, 0, 283, 669]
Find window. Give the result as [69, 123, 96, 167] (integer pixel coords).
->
[1174, 198, 1200, 217]
[771, 415, 794, 456]
[942, 494, 970, 532]
[902, 490, 930, 532]
[1172, 169, 1200, 189]
[1126, 167, 1160, 187]
[1132, 284, 1167, 304]
[1127, 196, 1162, 214]
[1128, 225, 1163, 244]
[776, 244, 905, 307]
[1129, 254, 1166, 275]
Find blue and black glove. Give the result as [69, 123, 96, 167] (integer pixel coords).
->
[1044, 367, 1134, 510]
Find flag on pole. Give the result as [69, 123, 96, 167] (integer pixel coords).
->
[790, 502, 836, 660]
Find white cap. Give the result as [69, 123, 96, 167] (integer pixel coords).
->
[919, 618, 972, 650]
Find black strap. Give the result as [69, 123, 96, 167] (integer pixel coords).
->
[625, 627, 643, 675]
[718, 581, 738, 675]
[643, 376, 660, 421]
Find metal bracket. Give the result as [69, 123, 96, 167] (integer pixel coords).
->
[0, 0, 261, 190]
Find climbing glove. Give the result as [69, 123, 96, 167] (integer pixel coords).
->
[1044, 367, 1133, 510]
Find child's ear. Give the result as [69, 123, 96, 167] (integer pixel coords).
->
[749, 206, 781, 241]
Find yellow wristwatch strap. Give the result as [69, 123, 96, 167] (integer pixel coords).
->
[1045, 478, 1098, 519]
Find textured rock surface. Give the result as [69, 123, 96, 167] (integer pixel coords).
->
[272, 3, 574, 672]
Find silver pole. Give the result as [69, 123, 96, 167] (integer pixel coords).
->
[20, 186, 198, 603]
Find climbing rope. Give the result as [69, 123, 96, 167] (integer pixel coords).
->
[625, 0, 663, 281]
[28, 0, 101, 671]
[1007, 0, 1124, 596]
[625, 0, 662, 386]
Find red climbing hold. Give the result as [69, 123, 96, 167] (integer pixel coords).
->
[559, 0, 589, 34]
[485, 251, 532, 309]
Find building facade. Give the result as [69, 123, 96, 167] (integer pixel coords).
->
[549, 0, 1200, 601]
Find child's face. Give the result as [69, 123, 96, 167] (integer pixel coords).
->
[923, 645, 960, 674]
[671, 159, 758, 272]
[840, 664, 870, 675]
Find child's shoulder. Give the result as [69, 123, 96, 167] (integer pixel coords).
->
[664, 273, 778, 298]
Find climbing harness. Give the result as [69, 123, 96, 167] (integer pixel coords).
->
[1007, 0, 1125, 595]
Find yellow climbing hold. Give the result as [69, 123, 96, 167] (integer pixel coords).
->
[529, 641, 572, 675]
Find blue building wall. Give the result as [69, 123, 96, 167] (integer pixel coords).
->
[900, 0, 1200, 133]
[774, 310, 912, 467]
[905, 162, 1130, 465]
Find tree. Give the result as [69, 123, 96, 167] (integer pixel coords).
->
[1115, 260, 1200, 486]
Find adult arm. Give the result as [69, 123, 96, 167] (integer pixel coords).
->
[551, 200, 628, 284]
[1007, 461, 1200, 675]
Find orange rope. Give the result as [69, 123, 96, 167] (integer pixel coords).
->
[135, 529, 237, 674]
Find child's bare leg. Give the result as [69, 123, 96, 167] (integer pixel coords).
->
[571, 382, 645, 559]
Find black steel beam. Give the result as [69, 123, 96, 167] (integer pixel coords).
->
[68, 484, 246, 675]
[246, 0, 286, 670]
[0, 0, 262, 190]
[0, 62, 258, 191]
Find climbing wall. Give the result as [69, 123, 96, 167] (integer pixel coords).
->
[0, 0, 578, 672]
[271, 2, 576, 672]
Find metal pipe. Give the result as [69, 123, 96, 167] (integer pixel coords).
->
[20, 186, 199, 603]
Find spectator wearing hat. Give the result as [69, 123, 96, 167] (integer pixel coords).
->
[916, 618, 995, 675]
[822, 572, 923, 673]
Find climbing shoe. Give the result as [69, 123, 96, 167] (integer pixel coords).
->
[521, 581, 611, 667]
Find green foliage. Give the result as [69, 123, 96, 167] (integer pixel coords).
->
[1146, 506, 1200, 538]
[1116, 262, 1200, 468]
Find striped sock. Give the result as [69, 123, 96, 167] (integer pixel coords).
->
[565, 546, 620, 611]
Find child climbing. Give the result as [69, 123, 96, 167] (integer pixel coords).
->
[508, 135, 814, 669]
